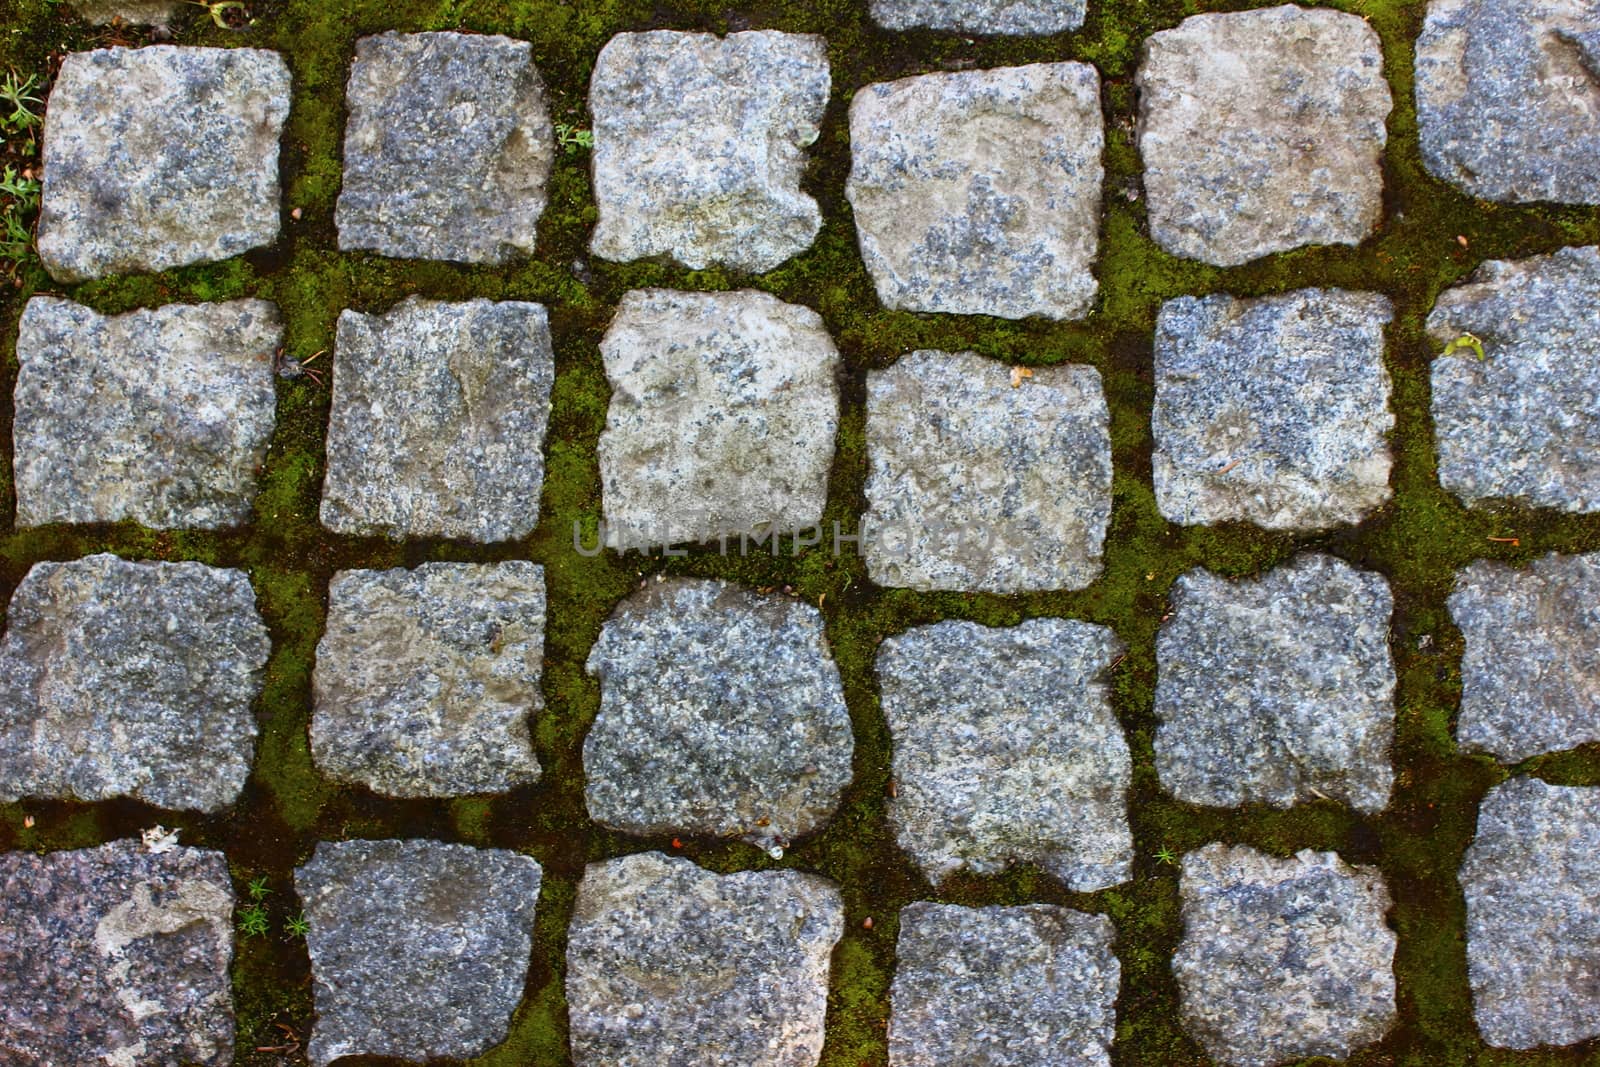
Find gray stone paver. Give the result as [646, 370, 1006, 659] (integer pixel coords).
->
[869, 0, 1086, 34]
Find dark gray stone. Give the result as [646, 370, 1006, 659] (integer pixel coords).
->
[869, 0, 1086, 34]
[846, 62, 1103, 320]
[13, 296, 279, 530]
[1428, 246, 1600, 511]
[37, 46, 290, 282]
[1174, 843, 1397, 1067]
[583, 579, 853, 853]
[1136, 6, 1391, 266]
[1153, 289, 1394, 531]
[0, 839, 234, 1067]
[1154, 554, 1396, 814]
[337, 31, 554, 264]
[878, 618, 1132, 891]
[1417, 0, 1600, 204]
[589, 30, 830, 272]
[312, 562, 545, 798]
[889, 903, 1119, 1067]
[0, 554, 269, 812]
[567, 852, 843, 1067]
[295, 838, 544, 1066]
[320, 297, 555, 543]
[1462, 777, 1600, 1049]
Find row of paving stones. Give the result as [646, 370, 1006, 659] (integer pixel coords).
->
[37, 0, 1600, 289]
[16, 244, 1600, 580]
[4, 778, 1595, 1066]
[2, 552, 1597, 859]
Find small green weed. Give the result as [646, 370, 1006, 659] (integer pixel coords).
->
[0, 72, 41, 133]
[237, 903, 271, 938]
[246, 875, 272, 901]
[555, 123, 594, 155]
[283, 913, 310, 939]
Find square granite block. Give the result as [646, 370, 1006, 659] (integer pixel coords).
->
[869, 0, 1086, 34]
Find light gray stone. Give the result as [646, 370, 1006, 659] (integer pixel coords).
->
[72, 0, 179, 25]
[878, 618, 1132, 892]
[846, 62, 1103, 320]
[1153, 289, 1395, 531]
[1174, 843, 1397, 1067]
[0, 554, 269, 812]
[1136, 6, 1391, 266]
[1462, 776, 1600, 1049]
[1449, 554, 1600, 763]
[1154, 554, 1396, 814]
[0, 840, 235, 1067]
[295, 839, 543, 1066]
[589, 30, 829, 272]
[583, 579, 852, 852]
[869, 0, 1086, 34]
[38, 46, 290, 283]
[1428, 246, 1600, 511]
[598, 289, 840, 549]
[311, 562, 545, 798]
[1417, 0, 1600, 204]
[889, 903, 1118, 1067]
[320, 297, 555, 543]
[864, 349, 1111, 593]
[13, 296, 279, 530]
[336, 31, 553, 264]
[567, 852, 843, 1067]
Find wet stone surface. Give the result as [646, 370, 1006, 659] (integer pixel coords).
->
[1449, 553, 1600, 762]
[567, 852, 844, 1067]
[1173, 843, 1398, 1067]
[0, 840, 235, 1067]
[1136, 5, 1391, 266]
[13, 296, 279, 530]
[72, 0, 179, 24]
[1428, 245, 1600, 512]
[311, 561, 546, 798]
[888, 902, 1119, 1067]
[1461, 776, 1600, 1050]
[846, 62, 1103, 320]
[37, 45, 290, 282]
[583, 579, 853, 852]
[864, 349, 1112, 594]
[320, 297, 555, 543]
[869, 0, 1085, 34]
[597, 288, 840, 549]
[589, 30, 829, 272]
[336, 31, 554, 264]
[1152, 289, 1394, 531]
[1416, 0, 1600, 204]
[295, 838, 544, 1066]
[877, 617, 1132, 892]
[1154, 554, 1396, 814]
[0, 554, 269, 812]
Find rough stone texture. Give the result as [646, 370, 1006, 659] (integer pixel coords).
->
[1174, 844, 1398, 1067]
[869, 0, 1086, 34]
[567, 852, 844, 1067]
[337, 32, 554, 264]
[846, 62, 1103, 320]
[312, 562, 545, 798]
[1154, 554, 1396, 814]
[598, 289, 840, 548]
[320, 297, 555, 542]
[1461, 777, 1600, 1049]
[1417, 0, 1600, 204]
[1449, 554, 1600, 763]
[1136, 6, 1391, 266]
[864, 349, 1111, 593]
[877, 618, 1132, 892]
[589, 31, 829, 272]
[1152, 289, 1395, 531]
[583, 579, 853, 851]
[0, 840, 235, 1067]
[888, 903, 1119, 1067]
[37, 46, 290, 283]
[13, 296, 279, 530]
[295, 839, 543, 1066]
[1428, 246, 1600, 511]
[73, 0, 178, 24]
[0, 554, 269, 812]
